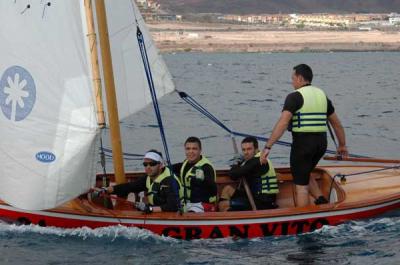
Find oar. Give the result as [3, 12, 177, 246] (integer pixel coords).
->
[324, 155, 400, 164]
[231, 135, 257, 211]
[242, 176, 257, 211]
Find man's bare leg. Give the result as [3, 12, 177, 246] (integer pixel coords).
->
[295, 185, 310, 207]
[309, 176, 323, 199]
[218, 185, 236, 211]
[309, 176, 329, 204]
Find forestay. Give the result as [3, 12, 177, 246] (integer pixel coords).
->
[101, 0, 175, 121]
[0, 2, 99, 210]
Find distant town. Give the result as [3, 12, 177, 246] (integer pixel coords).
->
[136, 0, 400, 31]
[135, 0, 400, 53]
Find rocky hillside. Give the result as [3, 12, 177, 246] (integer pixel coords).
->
[157, 0, 400, 14]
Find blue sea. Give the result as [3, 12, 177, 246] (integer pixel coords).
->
[1, 52, 400, 264]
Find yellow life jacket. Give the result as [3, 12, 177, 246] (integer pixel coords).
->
[180, 156, 217, 203]
[292, 85, 328, 133]
[252, 152, 279, 194]
[146, 167, 183, 206]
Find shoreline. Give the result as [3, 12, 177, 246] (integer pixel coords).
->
[148, 22, 400, 53]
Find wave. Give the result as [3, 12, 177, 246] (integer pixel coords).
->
[0, 223, 176, 243]
[1, 215, 399, 244]
[310, 215, 400, 239]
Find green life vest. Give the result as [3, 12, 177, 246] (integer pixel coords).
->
[292, 85, 328, 133]
[180, 156, 217, 203]
[145, 167, 183, 206]
[252, 152, 279, 194]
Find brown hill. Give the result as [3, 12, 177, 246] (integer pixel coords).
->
[157, 0, 400, 14]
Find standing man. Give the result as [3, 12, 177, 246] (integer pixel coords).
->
[173, 136, 217, 212]
[219, 136, 279, 211]
[260, 64, 348, 207]
[98, 150, 183, 213]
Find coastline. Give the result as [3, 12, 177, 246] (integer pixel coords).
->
[148, 22, 400, 53]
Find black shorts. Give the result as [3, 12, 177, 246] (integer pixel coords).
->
[290, 132, 327, 186]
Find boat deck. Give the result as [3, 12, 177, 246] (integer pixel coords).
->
[0, 163, 399, 238]
[323, 165, 400, 205]
[50, 164, 400, 220]
[1, 164, 399, 222]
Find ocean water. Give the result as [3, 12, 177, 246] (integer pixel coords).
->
[1, 52, 400, 264]
[120, 51, 400, 170]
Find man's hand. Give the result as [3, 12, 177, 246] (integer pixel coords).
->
[336, 145, 349, 159]
[91, 187, 108, 198]
[231, 154, 244, 166]
[260, 148, 270, 165]
[135, 202, 153, 213]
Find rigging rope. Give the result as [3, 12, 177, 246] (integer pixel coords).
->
[136, 26, 182, 212]
[99, 131, 108, 187]
[137, 27, 171, 165]
[102, 89, 367, 160]
[177, 90, 368, 158]
[102, 147, 143, 160]
[339, 165, 400, 178]
[327, 123, 338, 150]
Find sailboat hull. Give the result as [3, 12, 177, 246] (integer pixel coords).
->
[0, 165, 399, 239]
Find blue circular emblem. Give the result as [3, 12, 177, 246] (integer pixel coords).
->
[0, 65, 36, 121]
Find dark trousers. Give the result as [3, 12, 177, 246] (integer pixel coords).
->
[290, 132, 327, 185]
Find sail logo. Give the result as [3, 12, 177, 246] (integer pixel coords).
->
[0, 66, 36, 121]
[36, 151, 56, 163]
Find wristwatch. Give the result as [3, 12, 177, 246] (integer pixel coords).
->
[264, 145, 271, 150]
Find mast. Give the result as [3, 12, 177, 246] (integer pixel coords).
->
[94, 0, 126, 183]
[84, 0, 105, 127]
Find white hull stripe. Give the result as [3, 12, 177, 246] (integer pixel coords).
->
[0, 198, 399, 226]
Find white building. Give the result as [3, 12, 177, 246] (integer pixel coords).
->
[389, 13, 400, 25]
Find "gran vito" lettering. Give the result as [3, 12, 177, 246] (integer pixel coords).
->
[161, 218, 330, 239]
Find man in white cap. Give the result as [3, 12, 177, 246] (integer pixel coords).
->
[101, 149, 183, 213]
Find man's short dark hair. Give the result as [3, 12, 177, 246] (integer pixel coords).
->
[293, 64, 313, 83]
[241, 136, 258, 149]
[184, 136, 202, 149]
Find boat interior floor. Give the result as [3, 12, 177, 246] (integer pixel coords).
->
[87, 167, 344, 213]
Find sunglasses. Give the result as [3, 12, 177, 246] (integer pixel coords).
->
[142, 161, 160, 167]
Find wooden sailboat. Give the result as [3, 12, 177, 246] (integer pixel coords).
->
[1, 164, 400, 239]
[0, 1, 399, 240]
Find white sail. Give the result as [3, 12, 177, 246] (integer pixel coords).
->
[0, 2, 99, 210]
[102, 0, 175, 121]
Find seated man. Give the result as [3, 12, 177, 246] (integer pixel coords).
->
[219, 136, 279, 211]
[172, 136, 217, 212]
[99, 150, 183, 213]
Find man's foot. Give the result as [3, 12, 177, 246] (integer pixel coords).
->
[314, 196, 329, 205]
